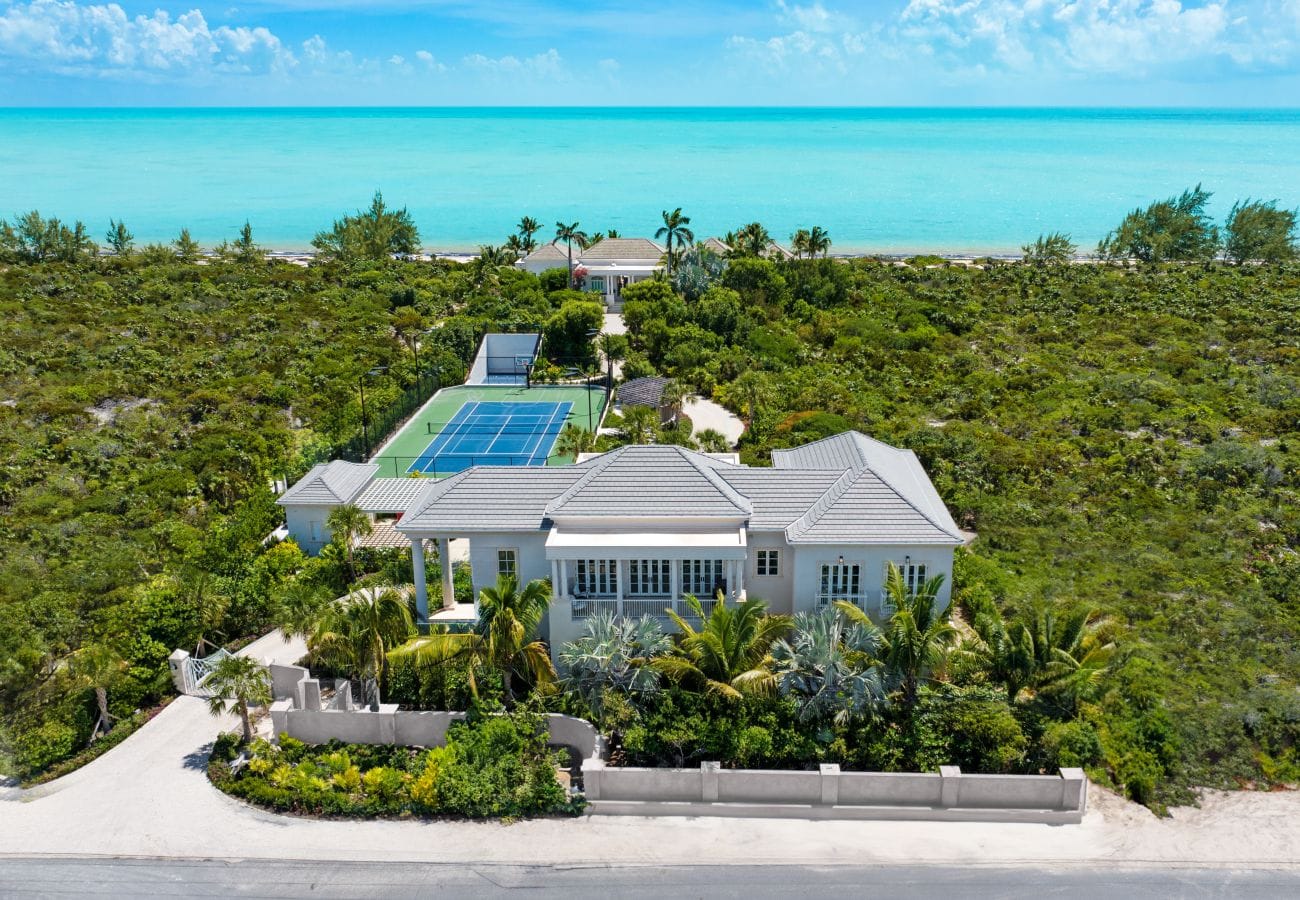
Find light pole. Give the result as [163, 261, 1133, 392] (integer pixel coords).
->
[358, 365, 387, 460]
[585, 328, 601, 433]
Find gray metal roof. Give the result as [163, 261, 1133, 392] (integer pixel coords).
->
[577, 238, 664, 262]
[520, 242, 570, 263]
[355, 477, 431, 513]
[773, 433, 963, 543]
[277, 460, 377, 506]
[545, 445, 751, 518]
[398, 466, 589, 532]
[700, 237, 731, 255]
[785, 468, 961, 544]
[617, 376, 672, 408]
[714, 468, 845, 530]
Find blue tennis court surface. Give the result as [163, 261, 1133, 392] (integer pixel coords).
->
[407, 400, 573, 475]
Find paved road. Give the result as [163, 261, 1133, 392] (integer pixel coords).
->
[2, 857, 1297, 898]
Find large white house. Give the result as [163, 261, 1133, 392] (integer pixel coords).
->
[277, 431, 964, 655]
[517, 238, 665, 307]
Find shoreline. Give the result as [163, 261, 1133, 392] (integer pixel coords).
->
[255, 248, 1031, 263]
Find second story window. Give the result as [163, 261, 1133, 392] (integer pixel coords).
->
[497, 549, 517, 579]
[755, 549, 780, 577]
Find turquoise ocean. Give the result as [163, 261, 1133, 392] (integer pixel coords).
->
[2, 107, 1299, 254]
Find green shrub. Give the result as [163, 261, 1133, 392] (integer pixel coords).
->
[1042, 720, 1104, 770]
[14, 721, 78, 777]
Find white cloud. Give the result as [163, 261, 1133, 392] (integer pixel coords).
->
[463, 47, 565, 79]
[0, 0, 295, 78]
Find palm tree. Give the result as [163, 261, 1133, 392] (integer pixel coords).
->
[559, 611, 672, 715]
[771, 610, 887, 724]
[695, 428, 732, 453]
[791, 228, 811, 259]
[477, 244, 516, 266]
[56, 644, 127, 742]
[555, 423, 596, 459]
[655, 207, 694, 276]
[310, 586, 414, 710]
[618, 405, 659, 444]
[555, 221, 588, 287]
[205, 654, 272, 744]
[652, 594, 793, 701]
[392, 575, 556, 705]
[326, 504, 372, 581]
[727, 222, 772, 258]
[273, 579, 332, 641]
[836, 563, 955, 711]
[807, 225, 831, 258]
[659, 379, 688, 420]
[516, 216, 541, 254]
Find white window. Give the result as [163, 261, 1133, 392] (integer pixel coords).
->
[819, 562, 861, 605]
[574, 559, 618, 596]
[628, 559, 671, 596]
[681, 559, 726, 597]
[755, 549, 780, 577]
[889, 561, 928, 596]
[497, 549, 517, 579]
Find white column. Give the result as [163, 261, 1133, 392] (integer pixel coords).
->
[411, 538, 429, 622]
[734, 558, 745, 601]
[551, 559, 560, 597]
[615, 559, 624, 617]
[438, 537, 455, 610]
[670, 559, 681, 610]
[559, 559, 568, 599]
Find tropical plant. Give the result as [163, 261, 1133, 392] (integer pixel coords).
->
[273, 579, 333, 641]
[659, 379, 688, 416]
[310, 586, 415, 709]
[1223, 199, 1298, 264]
[205, 654, 272, 744]
[392, 575, 556, 705]
[806, 225, 831, 258]
[652, 594, 793, 701]
[555, 423, 597, 458]
[477, 244, 517, 267]
[837, 564, 955, 710]
[49, 644, 128, 742]
[725, 222, 772, 258]
[670, 244, 728, 301]
[655, 207, 694, 276]
[516, 216, 542, 255]
[326, 504, 373, 581]
[0, 210, 96, 262]
[1022, 232, 1077, 266]
[554, 221, 588, 287]
[173, 227, 201, 262]
[617, 404, 659, 444]
[791, 228, 811, 259]
[312, 191, 420, 261]
[559, 611, 672, 714]
[771, 609, 887, 724]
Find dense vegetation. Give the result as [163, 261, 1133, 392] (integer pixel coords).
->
[209, 707, 574, 819]
[1, 199, 1297, 813]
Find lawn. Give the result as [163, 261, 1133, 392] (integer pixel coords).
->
[370, 384, 607, 478]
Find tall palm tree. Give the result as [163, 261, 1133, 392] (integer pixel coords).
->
[652, 594, 793, 701]
[659, 379, 688, 419]
[655, 207, 694, 276]
[807, 225, 831, 258]
[310, 586, 414, 710]
[791, 228, 811, 259]
[326, 503, 372, 581]
[729, 222, 772, 258]
[516, 216, 541, 254]
[836, 563, 955, 711]
[555, 423, 596, 459]
[555, 221, 588, 287]
[205, 654, 272, 744]
[392, 575, 556, 705]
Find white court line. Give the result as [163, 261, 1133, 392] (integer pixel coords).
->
[407, 400, 479, 474]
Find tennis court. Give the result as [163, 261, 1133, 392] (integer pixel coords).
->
[406, 400, 573, 475]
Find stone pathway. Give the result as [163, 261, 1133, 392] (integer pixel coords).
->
[684, 396, 745, 446]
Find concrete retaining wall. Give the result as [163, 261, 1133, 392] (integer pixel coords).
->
[582, 760, 1087, 824]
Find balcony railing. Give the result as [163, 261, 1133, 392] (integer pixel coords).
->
[569, 595, 720, 622]
[816, 592, 878, 610]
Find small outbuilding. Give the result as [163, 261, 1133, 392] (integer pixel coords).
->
[617, 376, 678, 425]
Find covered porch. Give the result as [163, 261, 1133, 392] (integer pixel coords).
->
[545, 527, 747, 624]
[407, 534, 476, 627]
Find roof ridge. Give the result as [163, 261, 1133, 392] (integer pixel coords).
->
[785, 467, 860, 541]
[670, 444, 751, 512]
[401, 469, 472, 524]
[771, 431, 871, 469]
[543, 446, 628, 515]
[863, 448, 964, 541]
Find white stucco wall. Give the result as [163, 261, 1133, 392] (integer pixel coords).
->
[788, 544, 955, 619]
[744, 532, 795, 614]
[466, 530, 551, 598]
[283, 504, 331, 556]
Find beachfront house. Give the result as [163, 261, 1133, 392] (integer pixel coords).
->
[277, 431, 964, 655]
[517, 238, 665, 308]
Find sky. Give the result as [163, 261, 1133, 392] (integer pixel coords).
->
[1, 0, 1300, 105]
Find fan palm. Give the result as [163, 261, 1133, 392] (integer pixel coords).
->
[205, 654, 272, 744]
[655, 207, 694, 276]
[652, 594, 793, 701]
[836, 563, 955, 710]
[555, 221, 588, 287]
[771, 610, 887, 724]
[560, 611, 672, 714]
[273, 579, 332, 641]
[391, 575, 556, 705]
[326, 503, 372, 581]
[310, 586, 414, 710]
